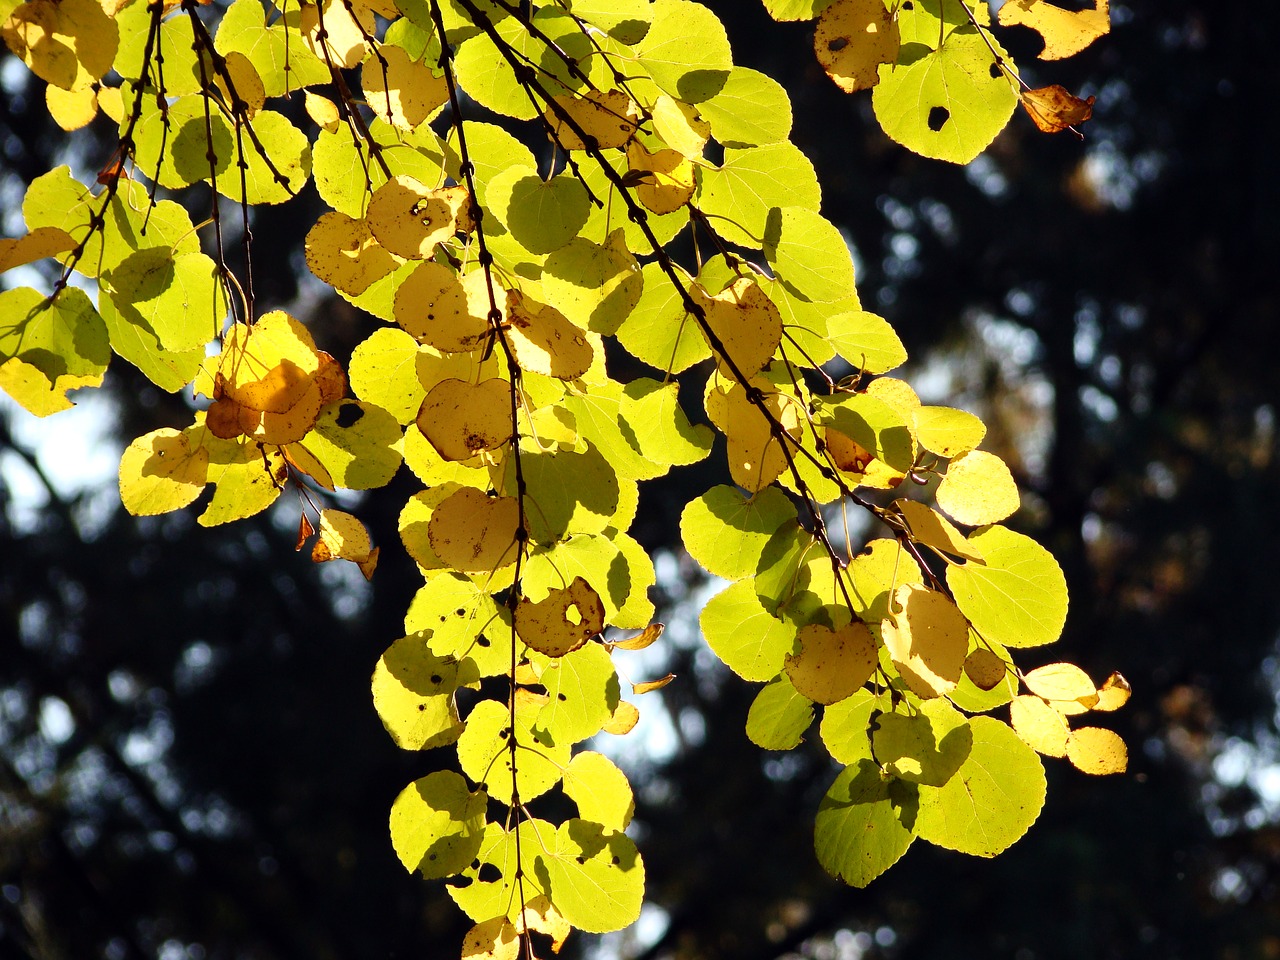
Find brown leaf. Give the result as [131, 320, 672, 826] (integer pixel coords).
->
[1020, 84, 1095, 135]
[295, 512, 315, 551]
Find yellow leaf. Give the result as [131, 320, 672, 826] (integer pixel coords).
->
[705, 377, 800, 492]
[1023, 662, 1098, 712]
[634, 674, 676, 695]
[1066, 726, 1127, 775]
[118, 427, 210, 516]
[912, 405, 986, 458]
[893, 499, 984, 562]
[996, 0, 1110, 61]
[514, 577, 605, 658]
[865, 376, 921, 419]
[218, 51, 266, 116]
[1093, 671, 1131, 712]
[1009, 694, 1070, 757]
[0, 225, 75, 273]
[963, 647, 1007, 691]
[935, 449, 1020, 526]
[602, 700, 639, 735]
[694, 277, 782, 376]
[301, 0, 372, 68]
[427, 486, 521, 573]
[612, 622, 664, 651]
[516, 896, 571, 953]
[363, 44, 448, 130]
[814, 0, 899, 93]
[1, 0, 117, 91]
[395, 262, 494, 353]
[45, 82, 97, 130]
[367, 176, 469, 260]
[417, 378, 513, 462]
[312, 508, 379, 579]
[882, 583, 969, 699]
[304, 212, 400, 297]
[649, 94, 710, 158]
[505, 289, 594, 380]
[784, 621, 877, 705]
[548, 89, 639, 150]
[461, 918, 519, 960]
[305, 91, 341, 132]
[626, 140, 696, 215]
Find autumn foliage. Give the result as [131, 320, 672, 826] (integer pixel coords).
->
[0, 0, 1123, 953]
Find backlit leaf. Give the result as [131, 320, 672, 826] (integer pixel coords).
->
[371, 632, 471, 750]
[936, 450, 1020, 526]
[872, 698, 972, 786]
[746, 674, 815, 750]
[996, 0, 1109, 61]
[118, 427, 210, 517]
[881, 584, 969, 699]
[814, 0, 899, 93]
[785, 621, 878, 706]
[700, 579, 797, 682]
[1009, 694, 1070, 758]
[947, 525, 1068, 649]
[561, 751, 634, 831]
[814, 759, 917, 888]
[389, 770, 487, 877]
[916, 715, 1046, 856]
[1066, 727, 1127, 775]
[516, 578, 605, 658]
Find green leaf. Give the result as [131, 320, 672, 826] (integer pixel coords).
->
[371, 632, 475, 750]
[700, 66, 793, 146]
[313, 120, 449, 220]
[763, 207, 857, 304]
[523, 534, 632, 623]
[700, 579, 797, 681]
[621, 378, 714, 469]
[114, 4, 201, 95]
[349, 327, 428, 425]
[538, 820, 645, 934]
[616, 262, 710, 373]
[815, 391, 916, 475]
[447, 122, 535, 207]
[22, 168, 198, 280]
[814, 759, 917, 888]
[0, 286, 109, 416]
[946, 525, 1068, 649]
[826, 310, 908, 375]
[448, 820, 550, 923]
[300, 400, 404, 490]
[762, 0, 839, 20]
[872, 28, 1018, 164]
[486, 167, 591, 255]
[214, 109, 313, 205]
[578, 148, 689, 251]
[698, 142, 821, 247]
[389, 770, 487, 878]
[456, 697, 570, 804]
[915, 715, 1046, 856]
[565, 0, 652, 43]
[404, 571, 510, 677]
[519, 443, 621, 544]
[820, 689, 891, 764]
[197, 433, 284, 527]
[680, 484, 796, 581]
[103, 249, 226, 352]
[561, 751, 635, 831]
[634, 0, 732, 103]
[609, 530, 657, 630]
[214, 0, 327, 97]
[871, 698, 972, 786]
[746, 674, 815, 750]
[562, 379, 665, 481]
[534, 642, 620, 746]
[847, 538, 924, 625]
[541, 231, 643, 336]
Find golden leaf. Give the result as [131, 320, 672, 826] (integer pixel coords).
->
[1066, 726, 1127, 775]
[814, 0, 900, 93]
[1020, 84, 1095, 134]
[997, 0, 1110, 61]
[514, 577, 605, 658]
[882, 583, 969, 699]
[784, 621, 877, 705]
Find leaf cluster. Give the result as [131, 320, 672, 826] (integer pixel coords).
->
[0, 0, 1125, 953]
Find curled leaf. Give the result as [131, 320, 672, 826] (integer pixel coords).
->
[1020, 84, 1095, 134]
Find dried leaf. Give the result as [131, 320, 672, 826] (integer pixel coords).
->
[1020, 84, 1095, 134]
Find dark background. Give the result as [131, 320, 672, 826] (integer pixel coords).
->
[3, 1, 1279, 957]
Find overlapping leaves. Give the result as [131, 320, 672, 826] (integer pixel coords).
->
[0, 0, 1125, 954]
